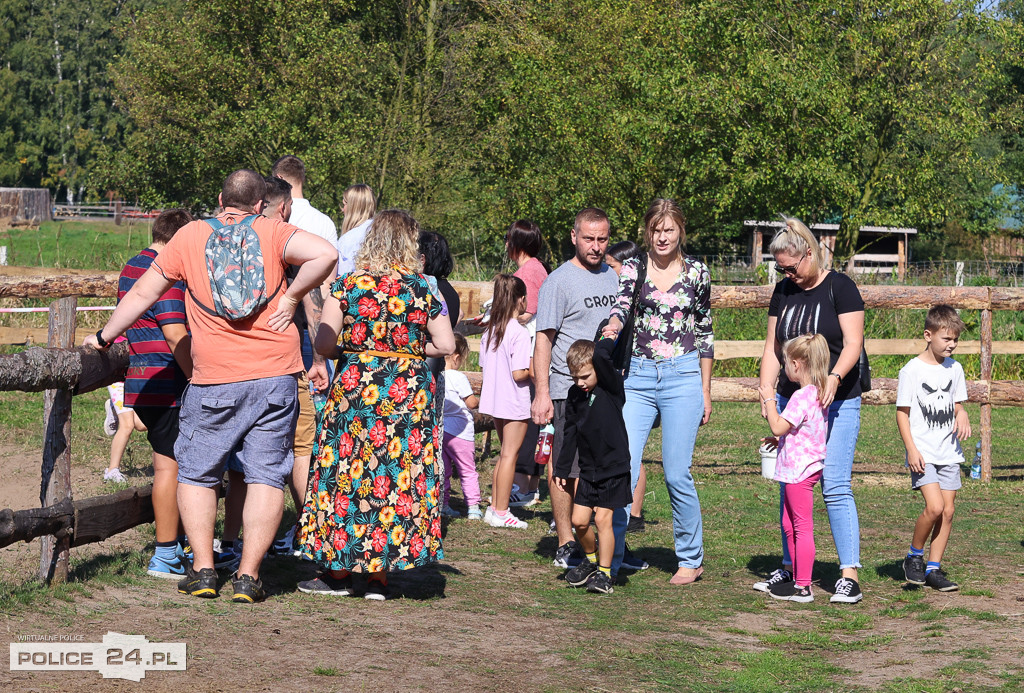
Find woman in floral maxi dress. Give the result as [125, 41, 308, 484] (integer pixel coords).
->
[297, 210, 455, 600]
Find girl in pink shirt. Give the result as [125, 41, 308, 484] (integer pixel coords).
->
[479, 274, 532, 529]
[758, 334, 829, 603]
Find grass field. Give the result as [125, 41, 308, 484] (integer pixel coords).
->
[1, 389, 1022, 691]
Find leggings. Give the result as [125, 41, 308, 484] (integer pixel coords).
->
[782, 470, 822, 587]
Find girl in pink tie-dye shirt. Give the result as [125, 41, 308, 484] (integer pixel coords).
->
[757, 334, 829, 603]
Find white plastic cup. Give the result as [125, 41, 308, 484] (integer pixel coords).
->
[759, 443, 777, 480]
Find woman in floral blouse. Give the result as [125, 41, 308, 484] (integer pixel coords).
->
[297, 210, 455, 600]
[603, 198, 713, 585]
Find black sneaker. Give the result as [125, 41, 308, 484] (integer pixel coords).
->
[553, 540, 582, 569]
[230, 573, 266, 603]
[924, 569, 959, 592]
[768, 581, 813, 603]
[565, 559, 598, 587]
[830, 577, 863, 604]
[626, 515, 646, 533]
[585, 570, 614, 594]
[177, 566, 218, 598]
[752, 568, 792, 593]
[297, 573, 355, 596]
[364, 579, 390, 601]
[903, 555, 926, 585]
[621, 544, 649, 571]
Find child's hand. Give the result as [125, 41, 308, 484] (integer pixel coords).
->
[552, 477, 567, 492]
[760, 436, 778, 452]
[955, 409, 972, 440]
[907, 449, 926, 474]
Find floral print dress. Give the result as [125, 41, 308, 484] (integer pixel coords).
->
[298, 266, 444, 573]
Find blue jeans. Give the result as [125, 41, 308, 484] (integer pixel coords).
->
[777, 394, 862, 570]
[612, 352, 704, 574]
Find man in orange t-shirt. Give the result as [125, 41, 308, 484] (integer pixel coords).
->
[86, 169, 337, 603]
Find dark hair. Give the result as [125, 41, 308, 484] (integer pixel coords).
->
[484, 274, 527, 351]
[925, 304, 966, 336]
[271, 155, 306, 185]
[418, 230, 454, 279]
[152, 209, 194, 244]
[606, 240, 641, 264]
[263, 176, 292, 208]
[451, 333, 469, 366]
[506, 219, 543, 259]
[573, 207, 609, 233]
[221, 169, 266, 210]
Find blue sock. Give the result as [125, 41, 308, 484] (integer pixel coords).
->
[907, 545, 924, 558]
[926, 561, 940, 574]
[154, 541, 177, 558]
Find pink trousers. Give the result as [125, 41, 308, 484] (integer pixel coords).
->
[782, 471, 822, 587]
[442, 433, 481, 506]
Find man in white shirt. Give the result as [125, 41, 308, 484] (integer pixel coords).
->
[272, 155, 338, 246]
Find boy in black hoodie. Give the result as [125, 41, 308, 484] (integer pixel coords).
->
[552, 338, 632, 594]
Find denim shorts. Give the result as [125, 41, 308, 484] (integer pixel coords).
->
[911, 462, 962, 491]
[175, 374, 299, 489]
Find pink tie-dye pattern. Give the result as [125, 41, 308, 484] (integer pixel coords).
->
[774, 384, 827, 484]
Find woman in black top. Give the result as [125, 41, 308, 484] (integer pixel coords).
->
[757, 217, 866, 604]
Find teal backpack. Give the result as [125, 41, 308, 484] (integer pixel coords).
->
[188, 214, 282, 321]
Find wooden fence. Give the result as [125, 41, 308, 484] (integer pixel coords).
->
[1, 275, 1023, 583]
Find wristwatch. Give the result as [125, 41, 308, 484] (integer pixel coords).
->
[94, 329, 111, 349]
[829, 372, 842, 383]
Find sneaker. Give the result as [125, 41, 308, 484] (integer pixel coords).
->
[182, 539, 242, 570]
[441, 505, 462, 518]
[626, 515, 646, 533]
[768, 581, 813, 603]
[903, 555, 926, 585]
[103, 399, 118, 436]
[364, 579, 389, 601]
[177, 566, 218, 598]
[466, 505, 483, 521]
[147, 551, 187, 579]
[830, 577, 863, 604]
[621, 545, 649, 571]
[103, 468, 126, 483]
[585, 570, 614, 594]
[552, 540, 583, 569]
[924, 568, 959, 592]
[753, 568, 793, 593]
[484, 506, 528, 529]
[509, 489, 540, 508]
[565, 559, 599, 587]
[230, 572, 266, 603]
[487, 484, 520, 504]
[298, 573, 355, 596]
[270, 526, 301, 557]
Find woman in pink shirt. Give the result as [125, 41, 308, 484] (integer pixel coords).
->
[507, 219, 549, 324]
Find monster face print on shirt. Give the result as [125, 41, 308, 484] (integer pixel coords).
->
[918, 380, 955, 429]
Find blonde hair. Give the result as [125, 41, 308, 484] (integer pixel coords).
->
[925, 304, 966, 337]
[783, 334, 830, 394]
[354, 209, 423, 273]
[449, 333, 469, 368]
[341, 184, 376, 234]
[642, 198, 687, 256]
[768, 216, 824, 272]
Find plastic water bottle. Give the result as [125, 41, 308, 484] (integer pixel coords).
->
[535, 424, 555, 465]
[970, 441, 982, 480]
[310, 381, 327, 415]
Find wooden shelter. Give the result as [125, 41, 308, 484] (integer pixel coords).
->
[0, 188, 52, 223]
[745, 220, 917, 279]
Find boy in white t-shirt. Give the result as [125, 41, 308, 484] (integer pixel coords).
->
[441, 334, 483, 519]
[896, 305, 971, 592]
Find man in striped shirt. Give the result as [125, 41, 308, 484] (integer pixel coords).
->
[117, 209, 195, 579]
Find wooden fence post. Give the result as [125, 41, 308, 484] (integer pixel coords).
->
[39, 296, 76, 584]
[980, 292, 993, 482]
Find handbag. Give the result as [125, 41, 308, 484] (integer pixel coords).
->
[609, 254, 647, 373]
[827, 274, 871, 392]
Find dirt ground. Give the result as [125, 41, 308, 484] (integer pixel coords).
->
[2, 443, 1023, 692]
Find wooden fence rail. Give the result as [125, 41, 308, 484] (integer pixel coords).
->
[2, 277, 1023, 582]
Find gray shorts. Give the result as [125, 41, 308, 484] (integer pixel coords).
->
[175, 375, 299, 489]
[911, 462, 962, 492]
[550, 398, 580, 479]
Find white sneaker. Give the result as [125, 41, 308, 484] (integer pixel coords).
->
[103, 468, 126, 483]
[466, 505, 483, 520]
[508, 489, 540, 508]
[484, 506, 527, 529]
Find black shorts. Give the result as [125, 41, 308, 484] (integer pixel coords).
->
[573, 472, 631, 510]
[132, 406, 180, 459]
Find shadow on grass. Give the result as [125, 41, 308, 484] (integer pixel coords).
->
[261, 556, 458, 601]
